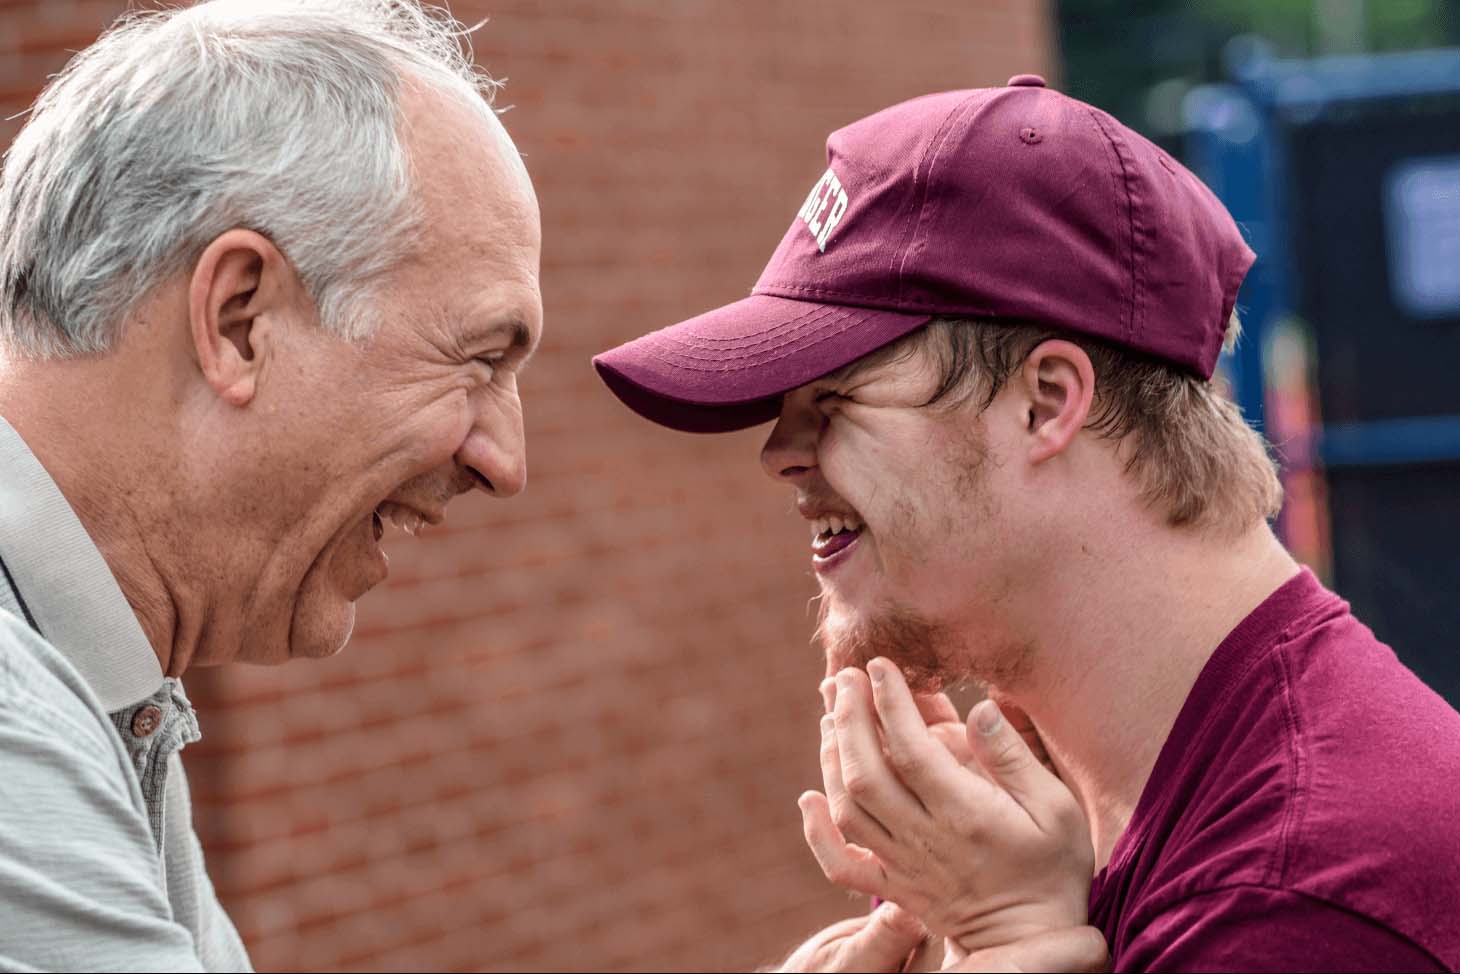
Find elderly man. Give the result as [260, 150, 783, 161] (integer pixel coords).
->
[596, 79, 1460, 970]
[0, 1, 539, 969]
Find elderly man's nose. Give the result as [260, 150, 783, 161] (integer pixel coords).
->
[457, 409, 527, 498]
[460, 443, 526, 498]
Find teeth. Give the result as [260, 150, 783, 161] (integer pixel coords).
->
[809, 513, 864, 539]
[377, 503, 425, 537]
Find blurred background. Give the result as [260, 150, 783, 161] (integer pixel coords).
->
[1, 0, 1456, 971]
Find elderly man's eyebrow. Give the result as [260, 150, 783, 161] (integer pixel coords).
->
[468, 315, 540, 368]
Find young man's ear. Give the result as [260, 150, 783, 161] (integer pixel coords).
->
[187, 229, 297, 407]
[1018, 339, 1095, 465]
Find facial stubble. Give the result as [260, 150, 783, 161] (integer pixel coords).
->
[814, 406, 1033, 693]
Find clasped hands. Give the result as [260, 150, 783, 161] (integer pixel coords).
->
[778, 657, 1104, 973]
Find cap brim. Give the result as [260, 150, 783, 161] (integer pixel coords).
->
[593, 294, 933, 433]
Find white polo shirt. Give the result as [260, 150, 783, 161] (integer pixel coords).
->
[0, 415, 251, 972]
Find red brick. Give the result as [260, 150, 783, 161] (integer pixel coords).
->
[2, 1, 1052, 969]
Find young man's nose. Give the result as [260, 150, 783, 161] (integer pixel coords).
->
[759, 394, 821, 484]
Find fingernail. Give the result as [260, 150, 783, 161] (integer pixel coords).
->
[835, 671, 853, 691]
[975, 699, 1003, 735]
[868, 661, 884, 684]
[820, 714, 834, 735]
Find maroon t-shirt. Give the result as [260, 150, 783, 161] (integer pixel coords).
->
[1090, 568, 1460, 972]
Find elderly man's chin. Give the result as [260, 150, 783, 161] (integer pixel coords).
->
[283, 529, 380, 661]
[288, 596, 357, 660]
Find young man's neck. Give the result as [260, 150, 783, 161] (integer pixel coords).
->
[990, 519, 1299, 871]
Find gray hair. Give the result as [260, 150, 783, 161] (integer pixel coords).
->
[0, 0, 501, 358]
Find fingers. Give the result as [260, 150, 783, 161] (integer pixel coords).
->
[820, 711, 897, 846]
[987, 692, 1055, 773]
[772, 915, 870, 973]
[946, 926, 1110, 973]
[915, 691, 961, 727]
[927, 720, 980, 771]
[966, 699, 1070, 829]
[798, 790, 888, 896]
[831, 669, 928, 828]
[864, 658, 984, 817]
[840, 902, 929, 973]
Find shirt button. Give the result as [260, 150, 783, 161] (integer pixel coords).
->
[131, 704, 163, 738]
[1007, 73, 1048, 88]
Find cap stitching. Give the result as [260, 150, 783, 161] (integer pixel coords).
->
[661, 302, 843, 347]
[889, 92, 984, 305]
[1085, 107, 1141, 346]
[650, 307, 870, 367]
[897, 93, 988, 300]
[641, 310, 897, 373]
[756, 281, 995, 314]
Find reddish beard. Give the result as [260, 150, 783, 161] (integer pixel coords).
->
[816, 596, 1035, 694]
[816, 598, 964, 693]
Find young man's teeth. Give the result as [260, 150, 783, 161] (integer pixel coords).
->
[810, 514, 864, 539]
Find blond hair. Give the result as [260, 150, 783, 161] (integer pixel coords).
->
[917, 314, 1283, 533]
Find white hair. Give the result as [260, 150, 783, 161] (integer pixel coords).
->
[0, 0, 501, 358]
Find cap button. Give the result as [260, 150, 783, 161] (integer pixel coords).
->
[1007, 73, 1047, 88]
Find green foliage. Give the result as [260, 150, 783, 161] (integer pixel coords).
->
[1057, 0, 1460, 135]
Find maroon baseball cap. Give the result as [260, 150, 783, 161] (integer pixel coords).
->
[593, 75, 1256, 433]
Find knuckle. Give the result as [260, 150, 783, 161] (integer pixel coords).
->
[844, 769, 877, 802]
[821, 859, 849, 886]
[830, 799, 858, 835]
[990, 734, 1028, 770]
[887, 742, 926, 777]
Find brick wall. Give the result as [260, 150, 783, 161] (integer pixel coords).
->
[0, 2, 1053, 970]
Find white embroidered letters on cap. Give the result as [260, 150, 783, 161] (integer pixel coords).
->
[797, 167, 850, 252]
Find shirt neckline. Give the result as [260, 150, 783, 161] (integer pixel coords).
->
[0, 414, 163, 711]
[1093, 565, 1324, 893]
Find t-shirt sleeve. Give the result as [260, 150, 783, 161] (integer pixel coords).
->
[1118, 884, 1445, 974]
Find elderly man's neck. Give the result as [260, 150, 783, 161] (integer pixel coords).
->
[984, 515, 1299, 873]
[0, 322, 207, 678]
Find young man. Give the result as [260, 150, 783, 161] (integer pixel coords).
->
[595, 76, 1460, 971]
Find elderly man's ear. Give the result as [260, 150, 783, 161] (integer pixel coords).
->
[1019, 339, 1096, 465]
[187, 229, 301, 408]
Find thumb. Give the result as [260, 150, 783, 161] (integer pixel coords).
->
[841, 902, 927, 972]
[966, 699, 1055, 814]
[946, 926, 1110, 973]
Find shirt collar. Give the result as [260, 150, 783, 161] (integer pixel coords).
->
[0, 414, 163, 711]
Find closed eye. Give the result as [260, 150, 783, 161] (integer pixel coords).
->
[474, 351, 507, 379]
